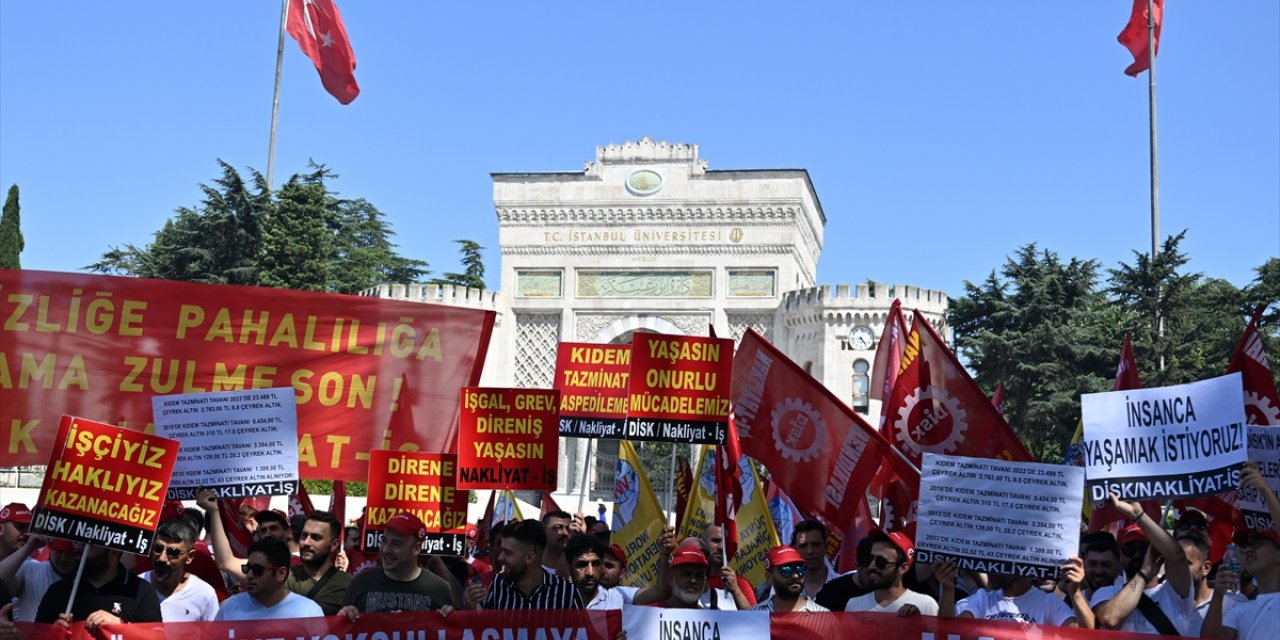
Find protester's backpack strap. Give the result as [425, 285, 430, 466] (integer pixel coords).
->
[306, 566, 339, 600]
[1135, 593, 1180, 636]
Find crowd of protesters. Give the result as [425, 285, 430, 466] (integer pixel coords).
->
[0, 459, 1276, 639]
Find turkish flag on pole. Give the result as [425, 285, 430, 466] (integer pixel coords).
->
[1118, 0, 1163, 77]
[715, 417, 745, 565]
[287, 0, 360, 104]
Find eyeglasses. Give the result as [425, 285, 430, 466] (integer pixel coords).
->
[776, 564, 807, 578]
[864, 556, 904, 570]
[151, 545, 187, 559]
[242, 563, 276, 577]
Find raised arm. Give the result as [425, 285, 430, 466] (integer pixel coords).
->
[1109, 493, 1190, 598]
[195, 487, 248, 584]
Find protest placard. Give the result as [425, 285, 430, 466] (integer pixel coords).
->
[362, 451, 469, 555]
[625, 332, 732, 444]
[1081, 373, 1248, 502]
[915, 453, 1083, 579]
[30, 415, 180, 555]
[0, 270, 494, 481]
[456, 387, 559, 490]
[152, 387, 299, 500]
[1242, 426, 1280, 531]
[622, 606, 769, 639]
[553, 342, 630, 438]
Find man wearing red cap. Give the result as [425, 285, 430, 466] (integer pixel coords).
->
[1091, 494, 1194, 634]
[0, 533, 80, 621]
[339, 512, 456, 617]
[663, 548, 712, 609]
[844, 531, 938, 616]
[0, 504, 31, 561]
[1202, 463, 1280, 640]
[751, 545, 828, 612]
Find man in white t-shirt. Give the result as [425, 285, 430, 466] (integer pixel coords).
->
[1201, 472, 1280, 640]
[0, 535, 81, 622]
[142, 519, 219, 622]
[844, 530, 937, 616]
[564, 534, 624, 610]
[1091, 494, 1195, 634]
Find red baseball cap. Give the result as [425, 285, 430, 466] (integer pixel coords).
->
[385, 512, 427, 541]
[48, 538, 77, 552]
[0, 503, 31, 524]
[607, 544, 627, 566]
[1119, 523, 1149, 546]
[670, 548, 708, 569]
[1234, 528, 1280, 548]
[764, 545, 804, 569]
[465, 523, 478, 540]
[867, 529, 915, 568]
[159, 500, 187, 523]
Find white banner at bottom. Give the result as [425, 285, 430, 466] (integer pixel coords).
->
[623, 605, 770, 638]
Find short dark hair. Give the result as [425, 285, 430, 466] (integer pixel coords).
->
[1081, 531, 1120, 559]
[255, 509, 288, 530]
[183, 508, 205, 538]
[1176, 534, 1210, 563]
[305, 510, 342, 540]
[565, 533, 608, 564]
[541, 510, 572, 525]
[289, 513, 308, 541]
[503, 519, 548, 554]
[156, 518, 197, 547]
[791, 519, 828, 546]
[247, 538, 292, 568]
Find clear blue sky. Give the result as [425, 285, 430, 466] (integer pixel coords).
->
[2, 2, 1276, 298]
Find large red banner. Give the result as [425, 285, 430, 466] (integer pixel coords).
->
[456, 387, 559, 490]
[625, 332, 732, 444]
[31, 415, 179, 555]
[554, 342, 631, 438]
[363, 450, 469, 554]
[0, 270, 495, 481]
[16, 610, 1160, 640]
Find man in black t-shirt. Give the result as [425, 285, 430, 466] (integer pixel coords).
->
[814, 535, 875, 611]
[339, 513, 456, 618]
[35, 543, 162, 632]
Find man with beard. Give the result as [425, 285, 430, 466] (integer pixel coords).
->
[751, 545, 828, 612]
[814, 535, 877, 611]
[35, 543, 162, 631]
[142, 519, 219, 622]
[843, 531, 938, 615]
[601, 532, 673, 605]
[467, 519, 582, 609]
[215, 539, 324, 620]
[282, 510, 352, 615]
[339, 512, 456, 617]
[1078, 531, 1122, 602]
[699, 526, 754, 608]
[0, 504, 30, 561]
[662, 548, 713, 609]
[0, 533, 81, 621]
[565, 534, 623, 610]
[1091, 494, 1194, 634]
[541, 510, 573, 576]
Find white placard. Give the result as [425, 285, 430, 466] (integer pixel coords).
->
[1080, 373, 1248, 501]
[1242, 426, 1280, 531]
[622, 605, 769, 638]
[915, 453, 1083, 579]
[153, 387, 299, 500]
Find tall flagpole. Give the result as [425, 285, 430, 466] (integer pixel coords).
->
[267, 0, 289, 188]
[1146, 0, 1164, 371]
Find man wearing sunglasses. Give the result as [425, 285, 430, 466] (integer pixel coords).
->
[215, 539, 324, 620]
[1091, 494, 1193, 634]
[141, 519, 218, 621]
[1202, 461, 1280, 640]
[844, 530, 938, 615]
[751, 545, 828, 612]
[35, 542, 162, 631]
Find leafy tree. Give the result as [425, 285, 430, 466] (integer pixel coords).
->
[950, 244, 1123, 461]
[0, 184, 23, 268]
[431, 239, 486, 289]
[258, 176, 333, 291]
[329, 197, 429, 294]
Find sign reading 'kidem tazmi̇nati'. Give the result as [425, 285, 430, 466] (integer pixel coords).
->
[456, 387, 559, 490]
[915, 453, 1083, 580]
[363, 451, 469, 555]
[31, 415, 180, 555]
[554, 342, 631, 438]
[625, 333, 732, 444]
[1081, 372, 1248, 502]
[152, 387, 300, 500]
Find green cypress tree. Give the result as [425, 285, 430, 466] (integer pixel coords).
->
[0, 184, 23, 269]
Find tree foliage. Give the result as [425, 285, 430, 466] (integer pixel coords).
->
[952, 234, 1275, 461]
[0, 184, 23, 269]
[87, 160, 428, 294]
[431, 239, 487, 289]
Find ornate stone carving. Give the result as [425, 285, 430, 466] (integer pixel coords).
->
[514, 314, 561, 389]
[664, 314, 711, 337]
[728, 270, 776, 297]
[577, 271, 713, 298]
[495, 205, 799, 226]
[575, 314, 624, 341]
[728, 313, 776, 343]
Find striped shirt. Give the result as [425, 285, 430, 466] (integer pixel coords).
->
[482, 568, 583, 610]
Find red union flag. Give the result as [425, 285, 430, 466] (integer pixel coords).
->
[1230, 306, 1280, 426]
[287, 0, 360, 104]
[730, 329, 891, 528]
[871, 298, 909, 432]
[885, 310, 1032, 467]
